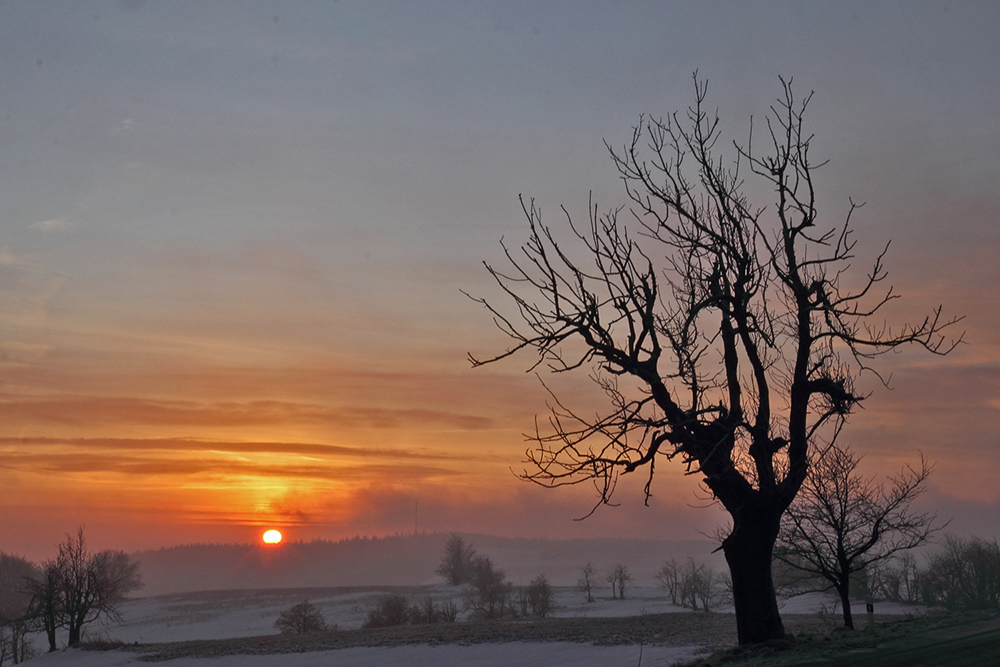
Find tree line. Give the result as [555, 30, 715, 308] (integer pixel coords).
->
[0, 527, 142, 662]
[269, 527, 999, 639]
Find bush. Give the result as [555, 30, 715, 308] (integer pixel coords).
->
[274, 600, 328, 634]
[363, 593, 411, 628]
[439, 598, 460, 623]
[465, 555, 514, 620]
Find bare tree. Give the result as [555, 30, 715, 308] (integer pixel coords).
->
[436, 534, 476, 586]
[656, 558, 682, 605]
[922, 535, 1000, 610]
[776, 444, 939, 628]
[867, 553, 922, 604]
[578, 562, 596, 603]
[54, 527, 144, 646]
[679, 558, 729, 612]
[606, 563, 631, 600]
[469, 74, 960, 643]
[274, 600, 328, 634]
[25, 562, 60, 652]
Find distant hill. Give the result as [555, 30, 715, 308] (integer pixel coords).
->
[133, 533, 723, 597]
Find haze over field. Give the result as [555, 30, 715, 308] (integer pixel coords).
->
[2, 1, 999, 561]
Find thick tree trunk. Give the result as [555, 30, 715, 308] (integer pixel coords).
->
[68, 625, 81, 647]
[838, 582, 855, 629]
[722, 509, 785, 645]
[44, 622, 56, 652]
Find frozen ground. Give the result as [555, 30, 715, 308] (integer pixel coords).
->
[22, 586, 926, 666]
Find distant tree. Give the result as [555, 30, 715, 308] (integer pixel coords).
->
[436, 534, 476, 586]
[607, 563, 631, 600]
[577, 562, 596, 603]
[54, 527, 144, 646]
[0, 552, 38, 663]
[656, 558, 681, 605]
[867, 553, 922, 604]
[525, 574, 555, 618]
[274, 600, 328, 634]
[776, 445, 939, 629]
[679, 558, 729, 612]
[922, 535, 1000, 611]
[465, 555, 514, 619]
[469, 74, 961, 644]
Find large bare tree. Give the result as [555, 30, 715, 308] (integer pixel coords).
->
[776, 444, 939, 629]
[469, 75, 960, 644]
[47, 528, 143, 647]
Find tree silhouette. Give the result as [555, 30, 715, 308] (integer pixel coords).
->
[577, 562, 596, 603]
[275, 600, 328, 634]
[470, 74, 960, 644]
[436, 534, 476, 586]
[777, 444, 939, 628]
[37, 527, 143, 647]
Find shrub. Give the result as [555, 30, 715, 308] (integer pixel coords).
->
[439, 598, 460, 623]
[274, 600, 328, 634]
[363, 593, 411, 628]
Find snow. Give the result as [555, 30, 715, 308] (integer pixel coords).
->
[29, 643, 705, 667]
[20, 586, 927, 666]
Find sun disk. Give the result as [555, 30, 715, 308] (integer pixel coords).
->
[262, 529, 282, 544]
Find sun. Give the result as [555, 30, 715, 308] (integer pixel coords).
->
[262, 529, 282, 544]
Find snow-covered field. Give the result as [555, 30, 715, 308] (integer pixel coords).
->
[22, 586, 926, 666]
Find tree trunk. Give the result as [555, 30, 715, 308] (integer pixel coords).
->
[67, 624, 81, 648]
[838, 582, 855, 629]
[722, 510, 786, 645]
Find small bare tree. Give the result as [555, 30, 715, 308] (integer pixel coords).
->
[606, 563, 631, 600]
[776, 444, 939, 629]
[680, 558, 729, 612]
[656, 558, 681, 605]
[578, 562, 596, 603]
[274, 600, 327, 634]
[469, 73, 960, 644]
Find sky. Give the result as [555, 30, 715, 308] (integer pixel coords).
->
[1, 0, 999, 562]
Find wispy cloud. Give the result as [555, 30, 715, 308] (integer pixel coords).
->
[28, 218, 70, 232]
[0, 435, 503, 463]
[0, 394, 495, 431]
